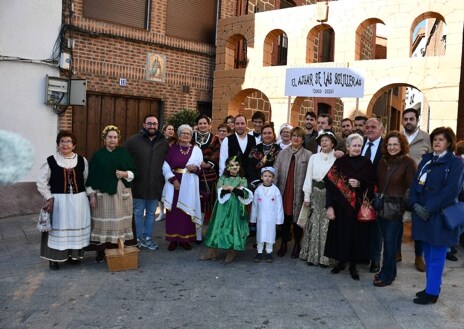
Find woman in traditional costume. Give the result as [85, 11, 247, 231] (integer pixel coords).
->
[299, 130, 337, 267]
[86, 125, 137, 262]
[162, 124, 202, 251]
[247, 124, 281, 189]
[192, 115, 220, 236]
[36, 131, 91, 270]
[274, 126, 311, 258]
[324, 133, 376, 280]
[199, 156, 253, 263]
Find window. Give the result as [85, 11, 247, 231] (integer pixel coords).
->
[83, 0, 149, 29]
[277, 34, 288, 65]
[166, 0, 217, 44]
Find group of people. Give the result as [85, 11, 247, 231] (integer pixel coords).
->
[36, 109, 464, 306]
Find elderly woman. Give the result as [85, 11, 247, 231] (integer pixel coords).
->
[274, 126, 311, 258]
[373, 131, 417, 287]
[37, 131, 91, 270]
[162, 124, 203, 251]
[86, 125, 137, 262]
[324, 133, 376, 280]
[247, 124, 281, 188]
[299, 130, 337, 267]
[409, 127, 464, 304]
[277, 123, 293, 150]
[192, 115, 220, 236]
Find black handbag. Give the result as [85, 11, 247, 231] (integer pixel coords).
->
[372, 162, 400, 212]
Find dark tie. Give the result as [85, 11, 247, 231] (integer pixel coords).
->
[432, 155, 439, 162]
[365, 142, 373, 160]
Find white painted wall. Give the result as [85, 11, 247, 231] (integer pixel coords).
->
[0, 0, 62, 182]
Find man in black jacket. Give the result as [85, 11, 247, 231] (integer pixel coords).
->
[124, 114, 169, 250]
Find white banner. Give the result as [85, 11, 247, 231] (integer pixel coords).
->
[285, 67, 364, 98]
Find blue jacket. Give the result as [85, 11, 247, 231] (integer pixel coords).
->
[409, 151, 464, 246]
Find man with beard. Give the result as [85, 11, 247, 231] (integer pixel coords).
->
[341, 118, 354, 139]
[305, 113, 346, 154]
[401, 108, 431, 272]
[303, 111, 318, 148]
[354, 115, 368, 138]
[124, 115, 169, 250]
[219, 114, 256, 176]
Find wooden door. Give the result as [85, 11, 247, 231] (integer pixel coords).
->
[73, 93, 161, 159]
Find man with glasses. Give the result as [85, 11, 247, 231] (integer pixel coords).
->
[124, 115, 169, 250]
[401, 108, 431, 271]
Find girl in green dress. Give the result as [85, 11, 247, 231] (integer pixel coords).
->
[199, 156, 253, 263]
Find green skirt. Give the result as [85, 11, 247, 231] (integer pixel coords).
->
[204, 195, 249, 251]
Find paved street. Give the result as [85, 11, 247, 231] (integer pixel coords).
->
[1, 215, 463, 329]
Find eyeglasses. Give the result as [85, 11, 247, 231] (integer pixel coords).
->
[145, 122, 158, 126]
[59, 140, 73, 144]
[180, 132, 191, 135]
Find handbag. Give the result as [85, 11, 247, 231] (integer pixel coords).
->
[381, 196, 403, 220]
[37, 203, 52, 232]
[358, 191, 377, 222]
[442, 201, 464, 230]
[372, 162, 400, 211]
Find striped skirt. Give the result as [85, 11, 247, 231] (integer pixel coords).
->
[91, 180, 134, 244]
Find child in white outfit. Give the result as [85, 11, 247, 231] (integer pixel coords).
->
[250, 167, 284, 262]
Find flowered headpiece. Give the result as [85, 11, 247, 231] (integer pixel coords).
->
[101, 125, 121, 140]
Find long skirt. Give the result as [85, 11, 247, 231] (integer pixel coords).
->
[299, 187, 334, 266]
[40, 191, 91, 262]
[90, 181, 133, 244]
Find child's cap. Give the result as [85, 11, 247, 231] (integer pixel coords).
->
[261, 166, 275, 175]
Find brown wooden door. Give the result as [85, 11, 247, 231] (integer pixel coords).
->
[73, 93, 161, 159]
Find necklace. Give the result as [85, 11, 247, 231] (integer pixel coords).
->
[179, 144, 191, 155]
[195, 131, 210, 146]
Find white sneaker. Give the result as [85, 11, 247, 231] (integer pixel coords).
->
[155, 214, 165, 222]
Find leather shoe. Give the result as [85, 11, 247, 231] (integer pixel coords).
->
[373, 278, 391, 287]
[49, 261, 59, 271]
[331, 263, 346, 274]
[415, 289, 426, 298]
[168, 241, 178, 251]
[446, 252, 458, 261]
[415, 256, 426, 272]
[277, 242, 287, 257]
[349, 267, 360, 281]
[180, 242, 192, 250]
[450, 246, 457, 254]
[413, 293, 438, 305]
[291, 244, 301, 259]
[369, 261, 380, 273]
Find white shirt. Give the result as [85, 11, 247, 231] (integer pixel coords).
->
[362, 136, 381, 163]
[219, 132, 250, 176]
[404, 128, 419, 145]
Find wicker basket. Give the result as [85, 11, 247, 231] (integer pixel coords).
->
[105, 239, 140, 272]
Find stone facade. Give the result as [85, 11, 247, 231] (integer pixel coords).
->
[212, 0, 464, 134]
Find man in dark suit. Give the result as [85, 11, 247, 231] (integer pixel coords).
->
[361, 117, 383, 273]
[305, 113, 346, 155]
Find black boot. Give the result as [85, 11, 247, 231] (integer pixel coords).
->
[349, 263, 359, 281]
[331, 262, 346, 274]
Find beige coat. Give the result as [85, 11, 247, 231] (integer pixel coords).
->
[406, 129, 431, 165]
[273, 147, 312, 220]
